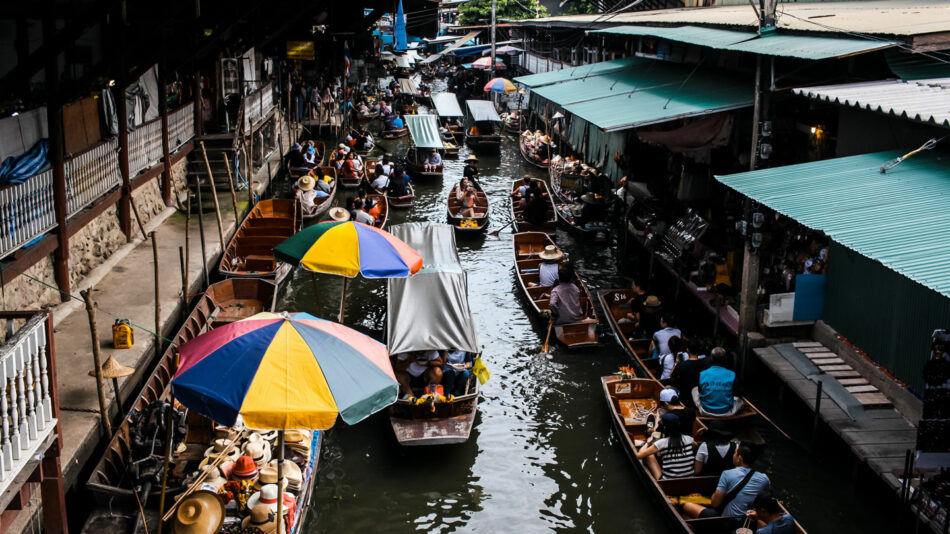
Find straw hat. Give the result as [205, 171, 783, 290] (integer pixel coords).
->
[254, 465, 289, 493]
[581, 193, 606, 205]
[329, 207, 350, 222]
[538, 245, 563, 262]
[266, 459, 303, 492]
[644, 295, 661, 308]
[213, 425, 239, 441]
[172, 490, 224, 534]
[297, 176, 315, 191]
[247, 484, 291, 515]
[88, 355, 135, 379]
[243, 439, 272, 467]
[199, 439, 239, 468]
[230, 455, 260, 481]
[465, 154, 478, 162]
[242, 504, 282, 534]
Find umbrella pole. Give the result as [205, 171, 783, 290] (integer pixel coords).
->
[338, 277, 349, 323]
[277, 430, 285, 532]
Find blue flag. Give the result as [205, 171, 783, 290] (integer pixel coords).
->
[394, 0, 407, 52]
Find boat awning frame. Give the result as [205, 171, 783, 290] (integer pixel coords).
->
[420, 30, 481, 64]
[715, 149, 950, 298]
[466, 100, 502, 122]
[405, 114, 444, 149]
[589, 25, 899, 60]
[432, 92, 464, 117]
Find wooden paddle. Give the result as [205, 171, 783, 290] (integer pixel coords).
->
[542, 318, 554, 355]
[489, 219, 515, 237]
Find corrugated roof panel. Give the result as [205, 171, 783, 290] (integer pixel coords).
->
[466, 100, 502, 122]
[405, 114, 444, 149]
[715, 150, 950, 298]
[793, 78, 950, 128]
[591, 25, 753, 48]
[432, 92, 464, 117]
[532, 58, 687, 106]
[514, 57, 639, 88]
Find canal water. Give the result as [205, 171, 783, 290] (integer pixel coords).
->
[275, 97, 903, 533]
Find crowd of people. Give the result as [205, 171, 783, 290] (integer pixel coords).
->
[393, 349, 475, 402]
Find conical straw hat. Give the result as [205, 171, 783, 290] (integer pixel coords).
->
[89, 355, 135, 379]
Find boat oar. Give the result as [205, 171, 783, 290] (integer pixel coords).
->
[489, 219, 515, 237]
[541, 318, 554, 355]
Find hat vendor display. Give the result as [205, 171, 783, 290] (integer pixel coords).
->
[172, 490, 225, 534]
[230, 455, 260, 481]
[242, 504, 282, 534]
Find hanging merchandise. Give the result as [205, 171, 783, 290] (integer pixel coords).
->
[112, 318, 135, 349]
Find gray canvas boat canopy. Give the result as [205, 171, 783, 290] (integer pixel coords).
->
[432, 92, 464, 117]
[387, 223, 479, 354]
[397, 77, 418, 95]
[466, 100, 502, 122]
[405, 114, 443, 149]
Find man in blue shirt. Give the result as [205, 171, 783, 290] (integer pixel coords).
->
[747, 493, 796, 534]
[693, 350, 745, 416]
[683, 442, 770, 521]
[392, 114, 404, 129]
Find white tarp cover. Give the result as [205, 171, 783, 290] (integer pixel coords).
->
[405, 114, 443, 149]
[395, 55, 413, 68]
[432, 92, 464, 117]
[387, 223, 479, 355]
[466, 100, 502, 122]
[397, 77, 418, 95]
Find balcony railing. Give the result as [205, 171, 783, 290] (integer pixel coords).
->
[243, 84, 275, 131]
[0, 312, 57, 491]
[0, 169, 57, 259]
[128, 117, 164, 176]
[168, 102, 195, 153]
[65, 139, 122, 218]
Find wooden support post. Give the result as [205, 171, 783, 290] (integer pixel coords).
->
[156, 385, 177, 534]
[199, 141, 227, 246]
[194, 71, 203, 138]
[39, 312, 68, 533]
[195, 176, 210, 288]
[223, 154, 240, 221]
[152, 232, 161, 355]
[179, 247, 187, 311]
[245, 147, 253, 208]
[159, 49, 173, 206]
[811, 379, 822, 453]
[45, 18, 70, 303]
[80, 288, 113, 439]
[184, 196, 191, 301]
[117, 83, 133, 241]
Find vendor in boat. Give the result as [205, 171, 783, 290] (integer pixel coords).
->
[463, 154, 480, 184]
[294, 176, 329, 216]
[617, 278, 649, 334]
[523, 180, 550, 226]
[636, 412, 696, 480]
[544, 263, 584, 325]
[682, 441, 771, 521]
[528, 245, 562, 288]
[747, 493, 797, 534]
[367, 197, 382, 222]
[424, 149, 442, 172]
[441, 350, 473, 397]
[395, 350, 445, 399]
[694, 350, 745, 417]
[577, 193, 607, 227]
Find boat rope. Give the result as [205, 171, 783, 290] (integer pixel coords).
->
[880, 137, 944, 173]
[0, 260, 175, 344]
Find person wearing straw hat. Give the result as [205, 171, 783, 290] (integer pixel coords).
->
[172, 490, 224, 534]
[328, 207, 350, 223]
[295, 176, 327, 216]
[242, 504, 283, 534]
[463, 154, 479, 184]
[528, 245, 562, 288]
[578, 192, 607, 227]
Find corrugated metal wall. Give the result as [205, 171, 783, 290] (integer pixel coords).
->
[824, 242, 950, 393]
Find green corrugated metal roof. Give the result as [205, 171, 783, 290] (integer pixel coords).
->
[533, 57, 699, 106]
[590, 25, 898, 60]
[405, 114, 444, 149]
[715, 150, 950, 298]
[514, 57, 639, 88]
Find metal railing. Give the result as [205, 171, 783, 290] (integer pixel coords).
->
[0, 169, 57, 259]
[64, 139, 122, 218]
[243, 83, 275, 131]
[168, 102, 195, 152]
[0, 312, 57, 491]
[128, 117, 164, 175]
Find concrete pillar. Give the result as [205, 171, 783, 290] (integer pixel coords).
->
[116, 83, 133, 241]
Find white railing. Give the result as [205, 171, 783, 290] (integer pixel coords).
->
[243, 84, 275, 131]
[523, 52, 571, 74]
[0, 170, 57, 260]
[0, 313, 56, 490]
[128, 117, 164, 175]
[168, 102, 195, 153]
[64, 139, 122, 218]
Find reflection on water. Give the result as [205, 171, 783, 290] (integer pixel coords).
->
[277, 92, 900, 534]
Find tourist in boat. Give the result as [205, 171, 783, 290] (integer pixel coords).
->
[528, 245, 562, 288]
[651, 313, 682, 357]
[286, 142, 307, 171]
[394, 351, 445, 398]
[424, 149, 442, 172]
[342, 152, 360, 182]
[353, 199, 376, 226]
[381, 158, 394, 176]
[294, 176, 328, 217]
[389, 169, 409, 197]
[657, 387, 696, 437]
[367, 197, 382, 222]
[371, 170, 390, 192]
[332, 152, 345, 174]
[329, 206, 350, 223]
[682, 441, 771, 520]
[671, 340, 712, 404]
[441, 350, 473, 397]
[392, 113, 405, 129]
[463, 154, 480, 184]
[694, 423, 738, 476]
[658, 336, 688, 380]
[694, 350, 746, 417]
[747, 493, 797, 534]
[636, 412, 696, 480]
[308, 167, 333, 194]
[303, 144, 318, 167]
[458, 185, 479, 218]
[547, 263, 584, 325]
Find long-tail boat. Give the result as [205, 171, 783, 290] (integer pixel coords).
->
[447, 181, 489, 234]
[510, 177, 556, 234]
[219, 199, 301, 283]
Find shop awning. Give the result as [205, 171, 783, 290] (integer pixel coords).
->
[394, 55, 412, 68]
[527, 56, 753, 132]
[420, 30, 481, 64]
[515, 57, 639, 88]
[405, 114, 443, 149]
[466, 100, 502, 122]
[715, 150, 950, 298]
[793, 78, 950, 129]
[590, 25, 899, 60]
[432, 92, 464, 117]
[397, 77, 418, 94]
[452, 39, 522, 57]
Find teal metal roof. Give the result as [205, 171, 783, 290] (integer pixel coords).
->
[514, 57, 639, 88]
[715, 150, 950, 298]
[405, 114, 443, 149]
[432, 92, 464, 117]
[590, 25, 898, 60]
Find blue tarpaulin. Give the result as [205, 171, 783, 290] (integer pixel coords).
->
[394, 0, 408, 52]
[0, 139, 49, 186]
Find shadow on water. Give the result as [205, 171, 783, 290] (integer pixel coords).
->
[275, 86, 901, 534]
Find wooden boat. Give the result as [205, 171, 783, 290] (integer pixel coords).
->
[311, 141, 326, 166]
[442, 140, 459, 159]
[299, 168, 338, 222]
[513, 232, 599, 348]
[218, 199, 301, 283]
[366, 193, 389, 229]
[354, 140, 376, 157]
[503, 115, 522, 134]
[338, 160, 366, 190]
[381, 126, 409, 139]
[602, 376, 806, 534]
[509, 177, 556, 234]
[407, 146, 443, 180]
[357, 111, 380, 122]
[447, 181, 489, 233]
[388, 183, 415, 208]
[519, 132, 551, 169]
[86, 279, 277, 506]
[464, 124, 501, 153]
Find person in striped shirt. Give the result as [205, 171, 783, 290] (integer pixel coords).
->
[637, 412, 696, 479]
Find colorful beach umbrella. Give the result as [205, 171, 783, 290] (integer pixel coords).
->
[471, 56, 505, 70]
[484, 77, 517, 94]
[171, 312, 397, 429]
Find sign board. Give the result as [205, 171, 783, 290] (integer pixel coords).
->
[286, 41, 315, 61]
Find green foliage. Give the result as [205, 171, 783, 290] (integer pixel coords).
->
[560, 0, 600, 15]
[458, 0, 548, 25]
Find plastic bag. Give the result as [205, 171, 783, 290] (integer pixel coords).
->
[473, 357, 490, 385]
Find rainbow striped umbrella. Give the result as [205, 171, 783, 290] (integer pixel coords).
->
[484, 77, 517, 94]
[472, 56, 505, 70]
[171, 312, 397, 429]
